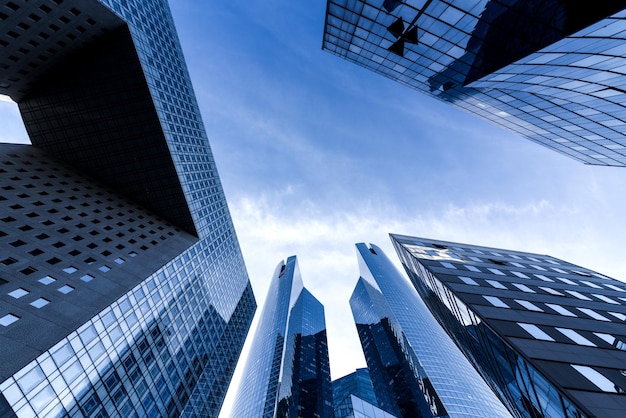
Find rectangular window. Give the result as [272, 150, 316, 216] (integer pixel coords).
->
[531, 264, 547, 271]
[556, 328, 596, 346]
[604, 284, 625, 292]
[513, 283, 535, 293]
[486, 280, 507, 289]
[483, 296, 510, 308]
[608, 312, 626, 321]
[594, 333, 616, 345]
[546, 303, 577, 317]
[510, 262, 525, 268]
[468, 256, 482, 262]
[465, 265, 481, 272]
[458, 276, 479, 286]
[540, 287, 564, 296]
[488, 268, 505, 276]
[534, 274, 553, 282]
[565, 290, 591, 301]
[511, 271, 529, 279]
[515, 300, 543, 312]
[518, 323, 554, 341]
[440, 261, 456, 269]
[577, 308, 610, 321]
[557, 277, 577, 285]
[571, 365, 618, 393]
[581, 280, 602, 289]
[551, 268, 568, 274]
[593, 294, 619, 305]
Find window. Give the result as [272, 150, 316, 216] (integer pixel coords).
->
[440, 261, 456, 269]
[483, 296, 510, 308]
[488, 268, 505, 276]
[63, 266, 77, 274]
[556, 328, 596, 346]
[581, 280, 602, 289]
[486, 280, 507, 289]
[604, 284, 626, 292]
[30, 298, 49, 308]
[58, 285, 74, 294]
[551, 268, 568, 274]
[530, 264, 546, 271]
[8, 288, 29, 299]
[594, 333, 616, 345]
[518, 323, 554, 341]
[80, 274, 94, 283]
[0, 314, 19, 326]
[557, 277, 577, 285]
[540, 286, 564, 296]
[39, 275, 55, 285]
[515, 300, 543, 312]
[513, 283, 535, 293]
[511, 271, 529, 279]
[546, 304, 577, 317]
[99, 265, 111, 272]
[510, 262, 525, 268]
[577, 308, 610, 321]
[565, 290, 591, 301]
[593, 294, 619, 305]
[571, 365, 619, 393]
[458, 276, 478, 286]
[534, 274, 553, 282]
[465, 265, 481, 272]
[608, 312, 626, 321]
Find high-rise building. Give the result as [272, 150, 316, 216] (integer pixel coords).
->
[350, 243, 512, 418]
[323, 1, 626, 166]
[391, 233, 626, 418]
[0, 1, 256, 417]
[232, 256, 333, 418]
[332, 368, 397, 418]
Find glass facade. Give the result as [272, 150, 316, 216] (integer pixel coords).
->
[333, 394, 398, 418]
[332, 368, 379, 412]
[232, 257, 333, 418]
[323, 1, 626, 166]
[351, 243, 512, 418]
[0, 0, 256, 416]
[391, 234, 626, 418]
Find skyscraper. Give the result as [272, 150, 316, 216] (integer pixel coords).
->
[232, 256, 333, 418]
[0, 1, 256, 416]
[392, 233, 626, 418]
[323, 1, 626, 166]
[332, 368, 397, 418]
[350, 243, 512, 418]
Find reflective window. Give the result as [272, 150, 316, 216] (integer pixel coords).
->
[465, 265, 481, 272]
[483, 296, 509, 308]
[577, 308, 610, 321]
[30, 298, 49, 308]
[8, 288, 29, 298]
[556, 328, 596, 346]
[540, 287, 564, 296]
[571, 365, 619, 393]
[608, 312, 626, 321]
[515, 300, 543, 312]
[534, 274, 553, 282]
[546, 304, 577, 317]
[604, 284, 625, 292]
[593, 294, 619, 304]
[565, 290, 591, 301]
[594, 333, 616, 345]
[512, 283, 535, 293]
[581, 280, 602, 289]
[38, 275, 56, 285]
[518, 323, 554, 341]
[458, 276, 479, 286]
[440, 261, 456, 269]
[511, 271, 529, 279]
[557, 277, 577, 285]
[486, 280, 507, 289]
[488, 268, 505, 276]
[0, 314, 19, 326]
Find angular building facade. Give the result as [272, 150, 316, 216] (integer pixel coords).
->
[350, 243, 512, 418]
[323, 1, 626, 166]
[0, 1, 256, 417]
[232, 256, 333, 418]
[331, 368, 397, 418]
[392, 233, 626, 418]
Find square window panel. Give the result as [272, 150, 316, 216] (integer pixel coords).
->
[0, 314, 19, 326]
[80, 274, 94, 282]
[8, 288, 29, 299]
[58, 285, 74, 294]
[63, 266, 77, 274]
[98, 265, 111, 272]
[39, 275, 56, 285]
[30, 298, 50, 308]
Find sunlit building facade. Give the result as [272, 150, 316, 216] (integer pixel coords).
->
[0, 0, 256, 416]
[332, 368, 397, 418]
[232, 256, 333, 418]
[323, 1, 626, 166]
[350, 243, 512, 418]
[392, 233, 626, 418]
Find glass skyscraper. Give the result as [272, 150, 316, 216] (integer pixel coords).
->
[392, 233, 626, 418]
[350, 243, 512, 418]
[323, 1, 626, 166]
[332, 368, 397, 418]
[0, 0, 256, 416]
[232, 256, 333, 418]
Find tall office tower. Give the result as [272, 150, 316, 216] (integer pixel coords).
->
[391, 234, 626, 418]
[232, 256, 333, 418]
[323, 1, 626, 166]
[332, 368, 397, 418]
[350, 243, 512, 418]
[0, 1, 256, 417]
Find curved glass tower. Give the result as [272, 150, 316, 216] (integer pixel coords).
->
[351, 243, 512, 418]
[0, 0, 256, 416]
[232, 256, 332, 418]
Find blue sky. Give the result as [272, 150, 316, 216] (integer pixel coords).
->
[3, 0, 626, 416]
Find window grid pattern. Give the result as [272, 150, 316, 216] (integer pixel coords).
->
[392, 234, 626, 418]
[323, 0, 626, 166]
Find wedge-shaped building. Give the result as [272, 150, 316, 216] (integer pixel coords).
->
[232, 256, 333, 418]
[392, 234, 626, 417]
[351, 243, 512, 417]
[323, 1, 626, 166]
[0, 0, 256, 416]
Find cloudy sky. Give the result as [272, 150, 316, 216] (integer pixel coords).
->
[3, 0, 626, 416]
